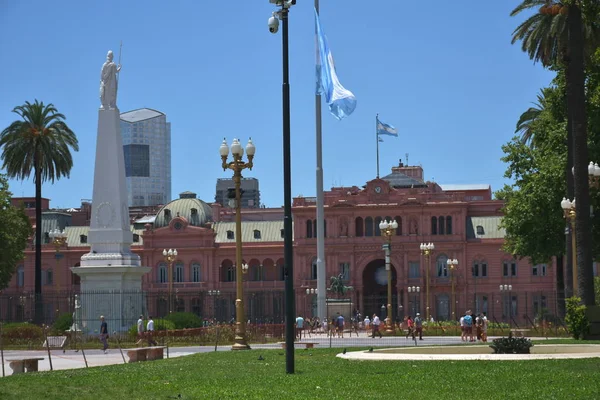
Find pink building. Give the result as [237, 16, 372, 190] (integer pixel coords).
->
[3, 163, 556, 325]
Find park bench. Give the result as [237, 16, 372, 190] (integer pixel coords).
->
[43, 336, 68, 353]
[6, 357, 44, 375]
[126, 346, 166, 363]
[510, 329, 531, 337]
[279, 342, 318, 349]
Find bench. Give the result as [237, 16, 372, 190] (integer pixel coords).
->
[43, 336, 68, 352]
[6, 358, 44, 375]
[126, 346, 166, 363]
[510, 329, 531, 337]
[279, 342, 318, 349]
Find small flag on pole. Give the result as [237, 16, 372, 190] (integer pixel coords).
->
[315, 8, 356, 120]
[376, 116, 398, 137]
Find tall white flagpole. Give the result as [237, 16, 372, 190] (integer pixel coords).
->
[315, 0, 327, 325]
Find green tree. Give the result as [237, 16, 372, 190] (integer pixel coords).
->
[511, 0, 600, 305]
[0, 175, 32, 289]
[515, 90, 546, 148]
[0, 100, 79, 323]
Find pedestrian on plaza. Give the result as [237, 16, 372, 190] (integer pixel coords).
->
[463, 310, 474, 342]
[135, 315, 145, 346]
[99, 315, 109, 354]
[295, 315, 304, 340]
[459, 314, 466, 342]
[405, 316, 414, 339]
[414, 313, 423, 340]
[371, 314, 382, 338]
[336, 312, 345, 338]
[363, 315, 371, 332]
[481, 312, 488, 343]
[146, 316, 158, 346]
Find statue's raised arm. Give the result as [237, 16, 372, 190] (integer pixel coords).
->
[99, 50, 121, 110]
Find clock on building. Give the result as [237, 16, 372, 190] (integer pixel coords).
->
[374, 186, 382, 194]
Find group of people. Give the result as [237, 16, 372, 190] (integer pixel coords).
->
[98, 315, 158, 353]
[460, 310, 488, 343]
[403, 313, 424, 340]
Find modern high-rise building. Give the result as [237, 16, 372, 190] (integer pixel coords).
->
[215, 177, 261, 208]
[120, 108, 172, 207]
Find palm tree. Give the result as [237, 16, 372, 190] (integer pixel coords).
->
[0, 100, 79, 323]
[511, 0, 600, 305]
[515, 90, 546, 147]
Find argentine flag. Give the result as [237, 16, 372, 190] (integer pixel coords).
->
[315, 9, 356, 120]
[376, 117, 398, 137]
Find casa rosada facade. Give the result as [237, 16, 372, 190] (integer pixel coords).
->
[5, 164, 556, 324]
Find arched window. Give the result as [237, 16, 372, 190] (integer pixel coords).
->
[16, 265, 24, 287]
[438, 216, 445, 235]
[374, 217, 383, 236]
[436, 254, 449, 277]
[355, 217, 364, 237]
[311, 257, 318, 280]
[221, 259, 235, 282]
[306, 220, 313, 238]
[365, 217, 374, 237]
[431, 217, 438, 235]
[175, 261, 184, 282]
[395, 216, 402, 236]
[313, 219, 317, 238]
[446, 216, 452, 235]
[191, 262, 201, 282]
[158, 262, 168, 283]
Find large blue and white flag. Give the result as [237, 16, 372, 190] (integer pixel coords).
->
[315, 8, 356, 120]
[376, 117, 398, 137]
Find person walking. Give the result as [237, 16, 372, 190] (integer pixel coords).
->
[146, 316, 158, 346]
[414, 313, 423, 340]
[405, 316, 414, 339]
[99, 315, 109, 354]
[135, 315, 145, 346]
[371, 314, 383, 338]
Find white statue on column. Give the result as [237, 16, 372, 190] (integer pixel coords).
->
[99, 50, 121, 110]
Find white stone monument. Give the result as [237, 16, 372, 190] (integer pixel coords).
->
[73, 49, 150, 332]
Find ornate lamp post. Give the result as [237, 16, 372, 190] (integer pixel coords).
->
[419, 242, 434, 321]
[500, 284, 513, 328]
[305, 288, 317, 317]
[408, 286, 420, 315]
[379, 219, 398, 333]
[162, 248, 177, 314]
[220, 137, 255, 350]
[208, 290, 221, 322]
[48, 229, 67, 293]
[561, 197, 577, 295]
[447, 258, 458, 320]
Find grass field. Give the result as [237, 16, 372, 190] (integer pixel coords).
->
[1, 347, 599, 399]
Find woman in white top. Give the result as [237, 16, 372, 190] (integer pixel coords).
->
[459, 315, 466, 342]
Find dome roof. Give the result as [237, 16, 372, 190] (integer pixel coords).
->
[154, 192, 213, 228]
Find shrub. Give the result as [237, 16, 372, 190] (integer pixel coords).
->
[165, 312, 203, 329]
[489, 334, 533, 354]
[565, 296, 589, 340]
[52, 313, 73, 333]
[1, 322, 44, 340]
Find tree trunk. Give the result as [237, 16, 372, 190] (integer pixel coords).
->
[34, 161, 43, 324]
[565, 117, 574, 298]
[568, 4, 595, 306]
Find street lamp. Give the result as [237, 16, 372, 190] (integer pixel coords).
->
[447, 259, 458, 320]
[561, 197, 577, 295]
[208, 290, 221, 322]
[408, 286, 420, 316]
[268, 0, 297, 373]
[162, 249, 177, 314]
[305, 288, 317, 318]
[419, 243, 435, 321]
[48, 229, 67, 293]
[379, 219, 398, 333]
[220, 137, 255, 350]
[500, 284, 513, 328]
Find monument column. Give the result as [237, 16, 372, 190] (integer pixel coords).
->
[73, 50, 150, 332]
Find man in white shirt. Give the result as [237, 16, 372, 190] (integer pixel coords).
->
[135, 315, 145, 345]
[459, 315, 466, 342]
[371, 314, 382, 338]
[146, 316, 157, 346]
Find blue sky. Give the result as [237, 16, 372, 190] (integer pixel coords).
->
[0, 1, 553, 208]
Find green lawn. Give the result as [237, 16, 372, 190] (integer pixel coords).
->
[1, 348, 599, 399]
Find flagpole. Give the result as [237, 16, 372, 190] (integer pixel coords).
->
[376, 114, 380, 178]
[314, 0, 327, 327]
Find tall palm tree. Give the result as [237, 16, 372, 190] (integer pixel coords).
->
[515, 90, 546, 147]
[0, 100, 79, 323]
[511, 0, 600, 305]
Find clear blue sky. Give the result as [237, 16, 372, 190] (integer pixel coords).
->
[0, 1, 553, 208]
